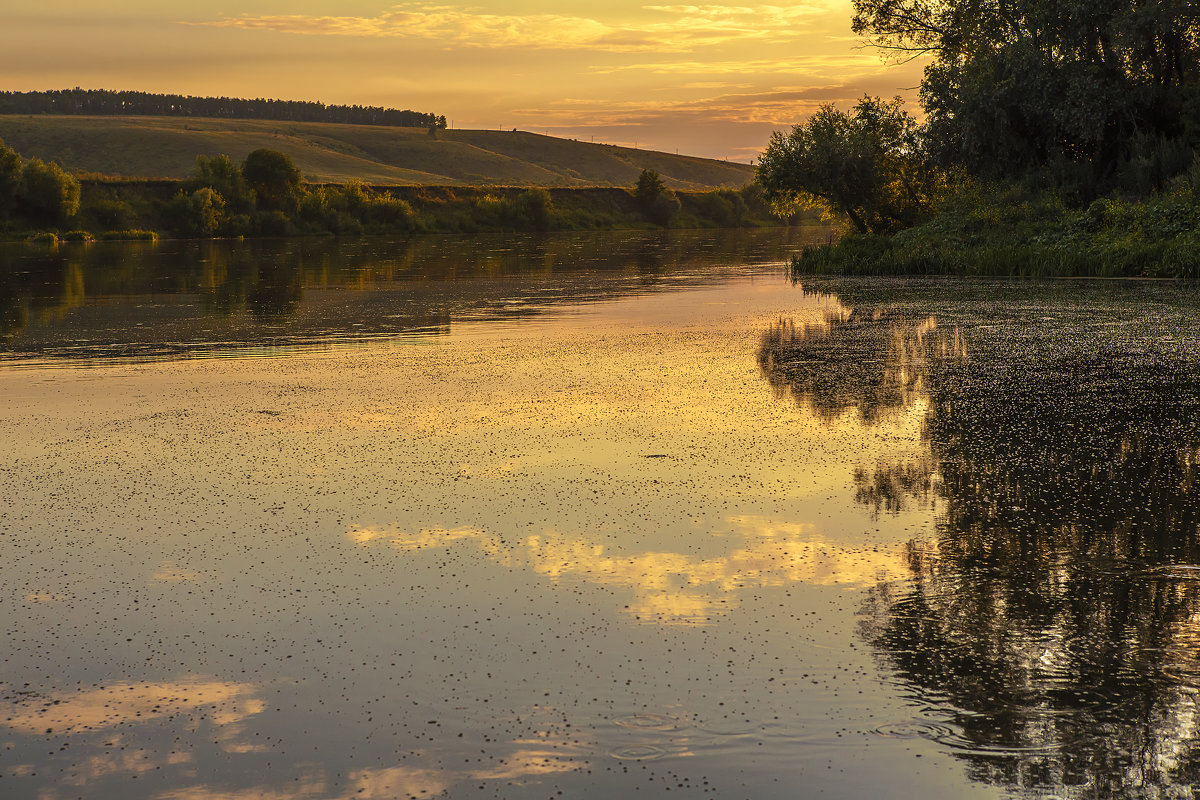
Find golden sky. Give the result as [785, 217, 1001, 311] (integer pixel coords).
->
[2, 1, 924, 160]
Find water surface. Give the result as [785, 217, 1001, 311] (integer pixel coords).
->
[3, 231, 1199, 798]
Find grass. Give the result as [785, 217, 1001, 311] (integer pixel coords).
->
[100, 229, 159, 242]
[792, 179, 1200, 278]
[0, 115, 754, 190]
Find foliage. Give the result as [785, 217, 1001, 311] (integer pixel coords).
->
[512, 188, 553, 230]
[633, 169, 680, 226]
[84, 197, 137, 230]
[18, 158, 80, 225]
[790, 178, 1200, 278]
[756, 96, 945, 234]
[166, 188, 228, 236]
[851, 0, 1200, 182]
[692, 189, 749, 227]
[99, 229, 158, 241]
[0, 145, 787, 240]
[0, 138, 21, 216]
[187, 155, 253, 214]
[242, 149, 301, 212]
[634, 169, 667, 203]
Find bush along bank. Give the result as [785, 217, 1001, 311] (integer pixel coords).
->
[0, 141, 795, 241]
[789, 177, 1200, 279]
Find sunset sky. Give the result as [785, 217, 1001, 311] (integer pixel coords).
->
[3, 1, 925, 161]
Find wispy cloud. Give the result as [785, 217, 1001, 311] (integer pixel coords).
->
[592, 52, 887, 76]
[196, 2, 841, 53]
[514, 78, 920, 128]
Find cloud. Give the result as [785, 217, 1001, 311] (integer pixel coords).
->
[196, 2, 841, 53]
[513, 79, 921, 128]
[592, 52, 890, 76]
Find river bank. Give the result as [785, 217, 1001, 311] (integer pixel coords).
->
[1, 177, 801, 243]
[789, 181, 1200, 278]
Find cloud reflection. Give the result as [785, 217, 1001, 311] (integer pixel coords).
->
[349, 515, 908, 622]
[1, 678, 264, 737]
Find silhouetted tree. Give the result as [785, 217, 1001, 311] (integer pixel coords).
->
[241, 149, 301, 212]
[851, 0, 1200, 182]
[633, 169, 680, 226]
[0, 89, 444, 129]
[756, 96, 944, 234]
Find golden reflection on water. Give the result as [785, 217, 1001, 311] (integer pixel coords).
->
[2, 678, 265, 737]
[348, 516, 911, 623]
[0, 271, 951, 800]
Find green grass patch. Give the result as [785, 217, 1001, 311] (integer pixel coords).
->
[792, 181, 1200, 278]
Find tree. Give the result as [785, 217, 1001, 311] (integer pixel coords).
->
[756, 96, 943, 234]
[0, 138, 22, 217]
[633, 169, 681, 226]
[241, 149, 301, 211]
[18, 158, 80, 225]
[851, 0, 1200, 180]
[634, 169, 666, 203]
[166, 187, 227, 236]
[188, 155, 253, 214]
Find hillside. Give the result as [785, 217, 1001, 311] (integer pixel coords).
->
[0, 115, 753, 190]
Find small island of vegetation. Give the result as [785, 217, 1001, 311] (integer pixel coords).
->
[756, 0, 1200, 277]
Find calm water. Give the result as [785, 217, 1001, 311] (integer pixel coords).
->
[4, 230, 1200, 799]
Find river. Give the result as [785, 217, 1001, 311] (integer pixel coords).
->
[3, 229, 1200, 799]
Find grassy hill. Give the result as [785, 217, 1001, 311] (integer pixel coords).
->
[0, 115, 754, 190]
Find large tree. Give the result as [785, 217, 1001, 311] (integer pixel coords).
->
[756, 95, 943, 234]
[241, 149, 301, 212]
[851, 0, 1200, 178]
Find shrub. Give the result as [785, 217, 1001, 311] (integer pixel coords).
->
[511, 189, 553, 230]
[0, 138, 21, 217]
[84, 197, 138, 230]
[165, 187, 227, 236]
[19, 159, 80, 224]
[100, 229, 158, 241]
[188, 154, 254, 214]
[255, 210, 293, 236]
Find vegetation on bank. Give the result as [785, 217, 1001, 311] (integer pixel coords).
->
[0, 138, 787, 241]
[757, 0, 1200, 277]
[792, 176, 1200, 278]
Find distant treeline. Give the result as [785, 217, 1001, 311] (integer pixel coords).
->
[0, 89, 447, 129]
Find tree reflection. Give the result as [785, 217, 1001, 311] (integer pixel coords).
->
[0, 229, 816, 361]
[758, 307, 965, 424]
[761, 282, 1200, 796]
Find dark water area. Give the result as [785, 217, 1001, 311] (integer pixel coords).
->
[764, 278, 1200, 795]
[0, 229, 818, 363]
[4, 233, 1200, 799]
